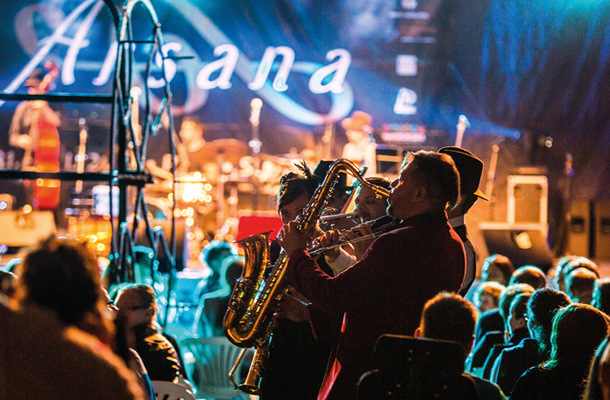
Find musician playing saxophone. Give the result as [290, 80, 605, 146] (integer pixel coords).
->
[259, 162, 339, 400]
[278, 151, 466, 400]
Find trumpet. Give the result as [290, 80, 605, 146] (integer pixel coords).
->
[319, 211, 362, 223]
[308, 214, 404, 256]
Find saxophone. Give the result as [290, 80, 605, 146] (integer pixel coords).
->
[224, 159, 391, 394]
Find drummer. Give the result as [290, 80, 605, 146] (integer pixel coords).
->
[145, 117, 207, 182]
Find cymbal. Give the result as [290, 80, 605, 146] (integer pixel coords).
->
[194, 139, 249, 164]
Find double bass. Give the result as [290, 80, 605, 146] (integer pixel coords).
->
[26, 62, 61, 210]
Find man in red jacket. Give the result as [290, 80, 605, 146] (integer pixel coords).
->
[279, 150, 466, 400]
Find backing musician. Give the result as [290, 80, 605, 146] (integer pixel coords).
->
[9, 66, 61, 171]
[145, 117, 206, 186]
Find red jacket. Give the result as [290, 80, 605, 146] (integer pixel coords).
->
[286, 210, 466, 400]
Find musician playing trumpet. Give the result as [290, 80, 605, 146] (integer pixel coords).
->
[278, 151, 466, 400]
[317, 177, 393, 273]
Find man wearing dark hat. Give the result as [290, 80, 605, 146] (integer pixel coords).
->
[438, 146, 489, 296]
[9, 67, 61, 170]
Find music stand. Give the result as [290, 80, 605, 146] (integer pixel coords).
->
[358, 335, 478, 400]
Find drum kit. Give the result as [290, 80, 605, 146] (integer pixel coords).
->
[143, 138, 308, 238]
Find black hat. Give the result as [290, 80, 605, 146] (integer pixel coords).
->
[313, 160, 351, 195]
[438, 146, 489, 201]
[25, 68, 44, 87]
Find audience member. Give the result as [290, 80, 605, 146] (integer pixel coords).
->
[414, 292, 506, 399]
[552, 255, 579, 292]
[491, 289, 570, 396]
[562, 257, 600, 280]
[198, 240, 237, 295]
[509, 265, 547, 290]
[583, 337, 608, 400]
[1, 237, 144, 399]
[115, 284, 181, 382]
[193, 256, 243, 337]
[565, 267, 598, 304]
[511, 304, 610, 400]
[103, 288, 155, 400]
[481, 254, 514, 286]
[592, 278, 610, 316]
[468, 284, 534, 378]
[474, 281, 505, 314]
[0, 269, 17, 299]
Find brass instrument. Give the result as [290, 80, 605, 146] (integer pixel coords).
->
[308, 214, 404, 256]
[223, 159, 390, 394]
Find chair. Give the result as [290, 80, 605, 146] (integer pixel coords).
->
[151, 380, 196, 400]
[358, 335, 479, 400]
[180, 336, 254, 400]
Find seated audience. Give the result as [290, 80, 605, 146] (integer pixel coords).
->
[552, 255, 579, 292]
[592, 278, 610, 316]
[197, 240, 237, 295]
[565, 267, 598, 304]
[414, 292, 507, 399]
[2, 237, 144, 399]
[583, 337, 609, 400]
[0, 269, 17, 298]
[474, 281, 505, 314]
[510, 304, 610, 400]
[562, 257, 600, 279]
[192, 256, 244, 337]
[103, 288, 155, 400]
[491, 289, 570, 396]
[481, 254, 514, 286]
[509, 265, 547, 290]
[471, 284, 535, 379]
[115, 284, 181, 382]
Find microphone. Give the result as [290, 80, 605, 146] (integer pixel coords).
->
[250, 98, 263, 126]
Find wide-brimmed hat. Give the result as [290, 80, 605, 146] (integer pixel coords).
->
[341, 111, 372, 132]
[438, 146, 489, 201]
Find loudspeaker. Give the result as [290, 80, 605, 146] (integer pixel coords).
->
[594, 201, 610, 260]
[480, 224, 554, 273]
[507, 175, 548, 225]
[0, 211, 56, 253]
[568, 200, 591, 257]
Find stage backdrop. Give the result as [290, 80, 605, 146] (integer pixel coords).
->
[0, 0, 609, 246]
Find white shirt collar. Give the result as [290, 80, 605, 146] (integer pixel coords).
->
[448, 214, 466, 228]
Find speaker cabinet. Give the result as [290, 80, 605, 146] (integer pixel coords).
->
[479, 223, 554, 273]
[568, 200, 591, 257]
[0, 211, 56, 253]
[594, 201, 610, 260]
[507, 175, 548, 225]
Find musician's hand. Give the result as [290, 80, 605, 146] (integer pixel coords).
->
[14, 134, 32, 150]
[345, 223, 374, 260]
[278, 220, 310, 255]
[318, 229, 341, 263]
[274, 293, 310, 322]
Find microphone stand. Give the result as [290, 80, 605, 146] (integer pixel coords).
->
[249, 98, 263, 210]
